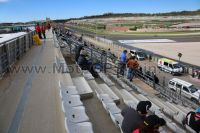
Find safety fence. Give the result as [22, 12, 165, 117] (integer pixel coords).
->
[0, 31, 35, 78]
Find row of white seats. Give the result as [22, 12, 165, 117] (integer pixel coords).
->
[59, 81, 94, 133]
[109, 74, 195, 133]
[99, 94, 124, 133]
[87, 79, 124, 133]
[88, 80, 120, 104]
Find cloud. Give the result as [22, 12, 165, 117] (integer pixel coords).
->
[0, 0, 9, 3]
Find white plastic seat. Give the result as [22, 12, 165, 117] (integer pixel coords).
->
[65, 106, 89, 123]
[62, 95, 83, 107]
[105, 102, 121, 114]
[166, 122, 186, 133]
[99, 94, 114, 109]
[60, 86, 79, 98]
[110, 113, 124, 128]
[65, 119, 94, 133]
[99, 84, 120, 103]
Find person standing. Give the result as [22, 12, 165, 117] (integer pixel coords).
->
[121, 101, 152, 133]
[35, 23, 42, 39]
[41, 23, 46, 39]
[119, 50, 127, 76]
[127, 56, 139, 81]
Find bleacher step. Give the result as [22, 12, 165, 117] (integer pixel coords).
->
[72, 77, 94, 99]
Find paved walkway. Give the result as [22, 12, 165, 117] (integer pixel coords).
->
[0, 31, 65, 133]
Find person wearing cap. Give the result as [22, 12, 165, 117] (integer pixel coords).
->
[77, 49, 89, 70]
[121, 101, 152, 133]
[132, 115, 166, 133]
[183, 107, 200, 133]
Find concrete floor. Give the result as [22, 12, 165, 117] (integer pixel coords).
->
[0, 31, 65, 133]
[126, 42, 200, 67]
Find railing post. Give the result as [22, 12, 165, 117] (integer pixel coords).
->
[104, 53, 107, 73]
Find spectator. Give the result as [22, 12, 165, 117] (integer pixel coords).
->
[41, 23, 46, 39]
[119, 50, 127, 76]
[75, 45, 84, 62]
[47, 23, 51, 30]
[149, 55, 152, 62]
[77, 50, 90, 70]
[35, 23, 42, 39]
[127, 51, 132, 62]
[121, 101, 152, 133]
[132, 115, 166, 133]
[127, 56, 139, 81]
[183, 107, 200, 133]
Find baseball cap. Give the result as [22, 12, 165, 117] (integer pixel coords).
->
[196, 107, 200, 113]
[137, 101, 152, 114]
[144, 115, 166, 128]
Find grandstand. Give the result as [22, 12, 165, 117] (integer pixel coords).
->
[0, 27, 197, 133]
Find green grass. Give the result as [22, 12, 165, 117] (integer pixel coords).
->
[69, 25, 200, 36]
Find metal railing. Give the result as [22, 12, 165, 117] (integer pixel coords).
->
[55, 27, 199, 109]
[0, 31, 35, 78]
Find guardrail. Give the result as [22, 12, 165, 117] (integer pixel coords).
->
[0, 31, 35, 78]
[55, 27, 199, 109]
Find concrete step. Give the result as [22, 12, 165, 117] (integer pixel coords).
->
[118, 89, 139, 109]
[87, 80, 104, 99]
[82, 70, 94, 80]
[98, 72, 115, 86]
[99, 83, 120, 104]
[72, 77, 94, 99]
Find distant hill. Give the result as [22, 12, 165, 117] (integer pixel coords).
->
[80, 9, 200, 19]
[53, 9, 200, 23]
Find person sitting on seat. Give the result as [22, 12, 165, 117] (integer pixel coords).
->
[132, 115, 166, 133]
[77, 50, 89, 70]
[183, 107, 200, 133]
[121, 101, 152, 133]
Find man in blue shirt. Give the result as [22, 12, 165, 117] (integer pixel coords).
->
[119, 50, 127, 75]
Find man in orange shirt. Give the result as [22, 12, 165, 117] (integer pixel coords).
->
[127, 56, 139, 81]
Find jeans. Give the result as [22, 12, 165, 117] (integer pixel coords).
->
[119, 62, 126, 76]
[127, 68, 135, 81]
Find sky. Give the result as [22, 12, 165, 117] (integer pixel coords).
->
[0, 0, 200, 23]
